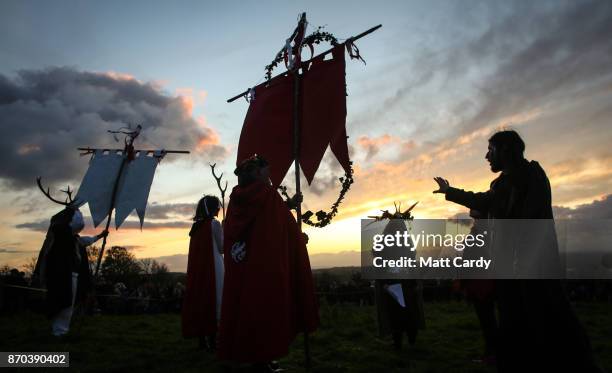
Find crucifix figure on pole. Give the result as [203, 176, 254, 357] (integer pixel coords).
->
[228, 13, 381, 369]
[72, 124, 189, 277]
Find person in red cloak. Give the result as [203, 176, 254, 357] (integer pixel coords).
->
[182, 195, 224, 351]
[217, 155, 319, 372]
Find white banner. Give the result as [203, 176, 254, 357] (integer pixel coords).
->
[75, 150, 162, 229]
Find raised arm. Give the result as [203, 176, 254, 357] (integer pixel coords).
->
[78, 229, 108, 247]
[433, 177, 492, 213]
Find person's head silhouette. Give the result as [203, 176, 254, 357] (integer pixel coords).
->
[486, 130, 525, 172]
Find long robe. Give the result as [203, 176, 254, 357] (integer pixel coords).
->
[446, 159, 601, 372]
[182, 218, 222, 337]
[34, 208, 92, 319]
[217, 180, 319, 363]
[374, 219, 425, 339]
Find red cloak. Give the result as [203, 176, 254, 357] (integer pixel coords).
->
[217, 181, 319, 363]
[181, 219, 217, 337]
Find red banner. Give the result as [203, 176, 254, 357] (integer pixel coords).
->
[237, 45, 350, 187]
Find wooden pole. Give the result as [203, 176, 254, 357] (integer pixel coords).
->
[93, 149, 128, 278]
[225, 20, 382, 371]
[85, 146, 190, 277]
[291, 68, 311, 370]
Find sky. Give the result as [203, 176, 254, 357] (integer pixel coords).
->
[1, 0, 611, 271]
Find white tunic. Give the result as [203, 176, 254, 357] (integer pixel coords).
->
[211, 218, 224, 321]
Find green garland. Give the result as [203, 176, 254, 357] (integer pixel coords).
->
[265, 26, 339, 81]
[269, 26, 353, 228]
[278, 161, 354, 228]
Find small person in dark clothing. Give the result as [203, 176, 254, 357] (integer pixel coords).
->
[374, 219, 425, 350]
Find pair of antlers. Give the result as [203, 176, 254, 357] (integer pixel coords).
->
[367, 201, 418, 222]
[210, 163, 227, 218]
[36, 177, 79, 206]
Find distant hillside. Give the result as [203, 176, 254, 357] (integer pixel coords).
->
[149, 250, 361, 272]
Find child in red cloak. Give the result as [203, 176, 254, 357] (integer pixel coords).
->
[182, 195, 224, 351]
[217, 155, 319, 371]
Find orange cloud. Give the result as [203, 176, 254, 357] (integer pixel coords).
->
[102, 71, 137, 82]
[357, 134, 398, 148]
[178, 95, 194, 115]
[357, 134, 415, 161]
[176, 88, 208, 109]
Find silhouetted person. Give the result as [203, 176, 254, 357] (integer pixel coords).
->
[461, 209, 497, 365]
[433, 130, 602, 372]
[182, 195, 224, 351]
[34, 207, 107, 336]
[217, 155, 318, 373]
[374, 219, 425, 350]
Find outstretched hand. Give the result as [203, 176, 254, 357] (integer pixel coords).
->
[287, 192, 303, 210]
[433, 177, 450, 194]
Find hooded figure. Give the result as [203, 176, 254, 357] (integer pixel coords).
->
[182, 195, 224, 351]
[217, 155, 319, 368]
[374, 219, 425, 349]
[34, 207, 106, 336]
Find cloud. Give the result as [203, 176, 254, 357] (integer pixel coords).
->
[357, 134, 399, 161]
[329, 1, 612, 222]
[0, 67, 229, 189]
[352, 1, 612, 144]
[442, 194, 612, 221]
[301, 149, 349, 198]
[16, 217, 191, 232]
[124, 220, 191, 230]
[0, 248, 36, 254]
[145, 202, 195, 220]
[14, 221, 48, 232]
[455, 0, 612, 135]
[355, 134, 417, 161]
[554, 194, 612, 220]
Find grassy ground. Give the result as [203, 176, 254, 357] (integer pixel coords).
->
[1, 301, 611, 372]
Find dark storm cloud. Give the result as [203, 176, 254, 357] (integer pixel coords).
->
[554, 194, 612, 220]
[0, 67, 228, 189]
[14, 221, 48, 232]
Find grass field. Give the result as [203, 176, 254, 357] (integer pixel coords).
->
[1, 301, 611, 372]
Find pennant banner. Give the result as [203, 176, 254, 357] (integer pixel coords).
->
[237, 45, 349, 187]
[301, 45, 349, 184]
[75, 150, 161, 229]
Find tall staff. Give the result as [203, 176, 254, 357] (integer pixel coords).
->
[228, 14, 381, 369]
